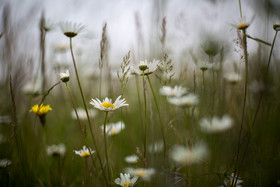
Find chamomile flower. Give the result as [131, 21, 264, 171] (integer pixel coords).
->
[224, 72, 242, 84]
[170, 142, 208, 165]
[168, 94, 199, 107]
[131, 59, 160, 75]
[74, 146, 95, 157]
[160, 86, 188, 97]
[90, 95, 128, 112]
[125, 168, 155, 181]
[59, 70, 70, 82]
[47, 144, 66, 157]
[100, 121, 125, 136]
[59, 21, 86, 38]
[115, 173, 138, 187]
[71, 108, 96, 120]
[148, 140, 164, 153]
[220, 173, 243, 187]
[0, 159, 12, 168]
[125, 155, 139, 164]
[199, 115, 233, 134]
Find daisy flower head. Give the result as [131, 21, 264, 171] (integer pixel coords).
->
[0, 159, 12, 168]
[74, 146, 95, 157]
[71, 108, 96, 120]
[47, 144, 66, 157]
[148, 140, 164, 153]
[115, 173, 138, 187]
[101, 121, 125, 136]
[273, 24, 280, 31]
[221, 173, 243, 187]
[170, 142, 208, 165]
[160, 85, 188, 97]
[131, 59, 160, 75]
[168, 93, 199, 107]
[224, 72, 242, 85]
[90, 95, 128, 112]
[59, 21, 86, 38]
[125, 155, 139, 164]
[59, 70, 70, 82]
[199, 115, 233, 134]
[125, 168, 155, 182]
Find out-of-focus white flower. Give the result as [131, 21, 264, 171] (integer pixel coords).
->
[0, 115, 11, 124]
[0, 159, 12, 168]
[101, 121, 125, 136]
[59, 21, 86, 38]
[168, 94, 199, 107]
[131, 59, 160, 75]
[199, 115, 233, 133]
[90, 95, 128, 112]
[249, 80, 265, 93]
[198, 61, 213, 71]
[148, 140, 164, 153]
[224, 72, 242, 84]
[22, 81, 41, 95]
[125, 168, 155, 181]
[160, 86, 188, 97]
[71, 108, 96, 120]
[125, 155, 139, 163]
[220, 173, 243, 187]
[74, 146, 95, 157]
[59, 70, 70, 82]
[170, 142, 208, 165]
[115, 173, 138, 187]
[47, 144, 66, 157]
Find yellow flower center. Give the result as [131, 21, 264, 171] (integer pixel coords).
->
[237, 23, 248, 30]
[101, 102, 114, 108]
[111, 129, 117, 135]
[81, 152, 90, 157]
[123, 182, 131, 187]
[135, 170, 146, 177]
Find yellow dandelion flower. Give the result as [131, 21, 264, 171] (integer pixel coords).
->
[30, 104, 52, 117]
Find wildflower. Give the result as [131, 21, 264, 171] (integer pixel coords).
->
[101, 121, 125, 136]
[59, 70, 70, 82]
[74, 146, 95, 157]
[131, 59, 160, 75]
[0, 159, 12, 168]
[90, 95, 128, 112]
[115, 173, 138, 187]
[273, 24, 280, 31]
[125, 168, 155, 181]
[71, 108, 96, 120]
[168, 93, 199, 107]
[170, 142, 208, 165]
[237, 22, 249, 30]
[148, 140, 164, 153]
[160, 86, 187, 97]
[198, 61, 213, 72]
[224, 72, 242, 85]
[47, 144, 66, 157]
[59, 21, 86, 38]
[125, 155, 139, 164]
[199, 115, 233, 134]
[220, 173, 243, 187]
[30, 104, 52, 125]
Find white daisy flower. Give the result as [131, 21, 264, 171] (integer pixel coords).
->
[115, 173, 138, 187]
[170, 142, 208, 165]
[131, 59, 160, 75]
[74, 146, 95, 157]
[160, 86, 188, 97]
[59, 21, 86, 38]
[90, 95, 128, 112]
[59, 70, 70, 82]
[199, 115, 233, 134]
[125, 155, 139, 164]
[224, 72, 242, 84]
[47, 144, 66, 157]
[221, 173, 243, 187]
[125, 168, 155, 181]
[0, 159, 12, 168]
[71, 108, 96, 120]
[168, 93, 199, 107]
[101, 121, 125, 136]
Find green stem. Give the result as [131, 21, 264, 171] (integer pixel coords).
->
[238, 0, 243, 18]
[103, 112, 111, 184]
[147, 75, 167, 159]
[142, 71, 147, 166]
[69, 37, 108, 186]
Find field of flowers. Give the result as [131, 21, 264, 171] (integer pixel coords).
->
[1, 0, 280, 186]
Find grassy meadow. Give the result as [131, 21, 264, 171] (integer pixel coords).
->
[1, 1, 280, 186]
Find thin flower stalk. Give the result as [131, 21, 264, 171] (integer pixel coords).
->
[68, 37, 108, 186]
[103, 112, 111, 184]
[147, 75, 167, 159]
[142, 70, 147, 165]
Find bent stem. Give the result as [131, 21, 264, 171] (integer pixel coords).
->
[103, 112, 111, 184]
[69, 37, 108, 186]
[147, 75, 167, 159]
